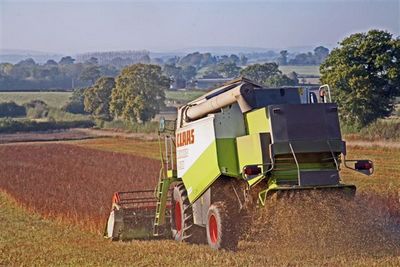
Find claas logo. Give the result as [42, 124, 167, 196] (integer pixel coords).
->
[176, 129, 195, 147]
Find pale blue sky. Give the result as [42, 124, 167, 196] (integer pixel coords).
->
[0, 0, 399, 53]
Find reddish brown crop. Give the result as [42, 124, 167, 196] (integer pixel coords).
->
[0, 143, 160, 232]
[1, 140, 400, 243]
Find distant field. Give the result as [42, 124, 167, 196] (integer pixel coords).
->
[279, 65, 320, 76]
[165, 90, 204, 103]
[0, 92, 72, 108]
[0, 90, 204, 107]
[300, 77, 320, 85]
[73, 137, 160, 159]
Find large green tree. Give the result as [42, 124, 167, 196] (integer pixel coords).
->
[320, 30, 400, 127]
[110, 64, 169, 123]
[84, 77, 115, 119]
[240, 62, 297, 86]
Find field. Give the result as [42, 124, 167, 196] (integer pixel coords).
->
[279, 65, 321, 76]
[1, 138, 400, 266]
[0, 90, 204, 109]
[165, 90, 205, 103]
[0, 143, 160, 232]
[73, 137, 160, 159]
[0, 91, 72, 108]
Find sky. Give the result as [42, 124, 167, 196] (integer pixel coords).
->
[0, 0, 399, 54]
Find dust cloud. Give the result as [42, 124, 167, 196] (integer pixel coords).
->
[243, 191, 400, 257]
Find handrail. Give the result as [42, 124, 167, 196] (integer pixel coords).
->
[289, 142, 301, 186]
[326, 140, 339, 171]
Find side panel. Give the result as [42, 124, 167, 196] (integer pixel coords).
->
[214, 104, 246, 139]
[236, 133, 271, 174]
[245, 108, 271, 135]
[214, 104, 246, 177]
[299, 170, 339, 186]
[216, 139, 239, 176]
[176, 116, 220, 203]
[192, 188, 211, 226]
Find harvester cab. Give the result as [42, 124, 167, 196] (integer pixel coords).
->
[299, 84, 332, 104]
[105, 78, 373, 250]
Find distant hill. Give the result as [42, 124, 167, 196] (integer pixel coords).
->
[76, 50, 150, 66]
[0, 44, 334, 65]
[0, 49, 63, 64]
[165, 45, 333, 55]
[174, 46, 279, 55]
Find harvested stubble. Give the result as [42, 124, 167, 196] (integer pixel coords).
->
[0, 143, 160, 233]
[1, 141, 400, 264]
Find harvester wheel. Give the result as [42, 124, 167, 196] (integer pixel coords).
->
[206, 201, 239, 250]
[171, 183, 206, 243]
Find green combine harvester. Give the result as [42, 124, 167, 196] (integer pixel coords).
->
[105, 78, 373, 250]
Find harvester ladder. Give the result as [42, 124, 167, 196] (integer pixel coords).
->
[153, 133, 177, 236]
[164, 134, 176, 171]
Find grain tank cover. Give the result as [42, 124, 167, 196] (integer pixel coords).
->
[268, 103, 345, 155]
[269, 103, 342, 143]
[242, 87, 301, 109]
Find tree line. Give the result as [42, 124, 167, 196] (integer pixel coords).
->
[65, 61, 298, 123]
[75, 29, 399, 129]
[64, 64, 167, 123]
[277, 46, 330, 66]
[0, 56, 118, 91]
[1, 30, 397, 130]
[76, 50, 150, 68]
[0, 46, 329, 91]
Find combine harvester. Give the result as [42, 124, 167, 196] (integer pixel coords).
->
[105, 78, 373, 250]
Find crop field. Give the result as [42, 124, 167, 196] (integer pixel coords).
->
[73, 137, 160, 159]
[0, 91, 72, 108]
[0, 143, 160, 232]
[1, 138, 400, 266]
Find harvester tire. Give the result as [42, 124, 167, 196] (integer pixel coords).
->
[206, 201, 239, 251]
[171, 183, 206, 244]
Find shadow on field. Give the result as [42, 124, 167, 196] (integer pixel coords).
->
[242, 191, 400, 258]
